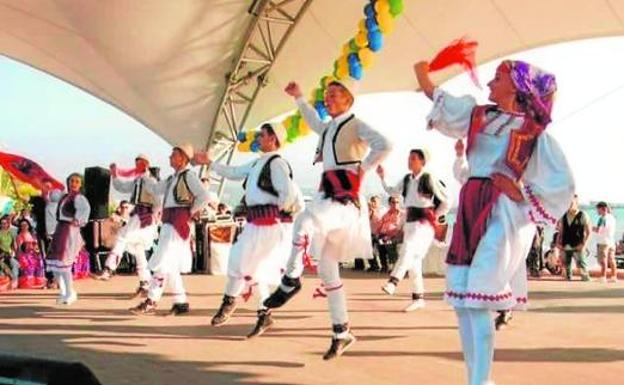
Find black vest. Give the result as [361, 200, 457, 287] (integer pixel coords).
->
[561, 211, 586, 247]
[242, 155, 293, 198]
[401, 172, 445, 210]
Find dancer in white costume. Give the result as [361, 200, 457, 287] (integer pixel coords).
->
[377, 148, 449, 311]
[263, 80, 392, 360]
[195, 123, 302, 338]
[130, 144, 208, 315]
[97, 154, 159, 298]
[414, 59, 575, 385]
[46, 173, 90, 305]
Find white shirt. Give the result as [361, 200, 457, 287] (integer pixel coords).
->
[145, 165, 208, 215]
[212, 152, 300, 211]
[381, 170, 450, 217]
[112, 172, 161, 208]
[296, 97, 392, 172]
[594, 212, 616, 247]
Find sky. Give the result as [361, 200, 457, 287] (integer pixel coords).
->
[2, 36, 624, 206]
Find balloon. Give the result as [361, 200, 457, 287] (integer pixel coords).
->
[358, 47, 374, 68]
[355, 31, 368, 48]
[237, 141, 250, 152]
[342, 43, 351, 56]
[368, 30, 383, 51]
[348, 53, 363, 80]
[298, 117, 311, 135]
[389, 0, 404, 16]
[237, 132, 247, 142]
[348, 52, 359, 66]
[321, 75, 336, 88]
[377, 11, 394, 34]
[348, 38, 359, 52]
[283, 116, 293, 130]
[314, 101, 329, 120]
[365, 17, 379, 32]
[315, 87, 325, 101]
[375, 0, 390, 14]
[291, 113, 301, 131]
[364, 3, 375, 18]
[250, 141, 260, 152]
[358, 19, 367, 32]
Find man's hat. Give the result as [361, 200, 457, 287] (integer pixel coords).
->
[174, 143, 194, 161]
[135, 154, 150, 164]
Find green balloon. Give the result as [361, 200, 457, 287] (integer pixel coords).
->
[389, 0, 404, 16]
[315, 88, 324, 101]
[348, 38, 359, 52]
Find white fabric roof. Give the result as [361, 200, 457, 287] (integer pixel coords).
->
[2, 0, 624, 148]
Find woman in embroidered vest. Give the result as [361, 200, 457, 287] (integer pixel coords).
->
[46, 173, 90, 305]
[414, 60, 575, 385]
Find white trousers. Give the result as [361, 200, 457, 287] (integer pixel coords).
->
[105, 215, 152, 282]
[53, 270, 74, 300]
[390, 221, 435, 295]
[148, 271, 187, 304]
[225, 279, 271, 310]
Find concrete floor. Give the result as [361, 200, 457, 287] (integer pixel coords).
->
[1, 272, 623, 385]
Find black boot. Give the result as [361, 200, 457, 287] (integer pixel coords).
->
[169, 302, 190, 316]
[129, 281, 149, 299]
[263, 276, 301, 309]
[495, 310, 513, 330]
[129, 298, 157, 315]
[211, 295, 237, 326]
[246, 309, 274, 339]
[323, 323, 356, 360]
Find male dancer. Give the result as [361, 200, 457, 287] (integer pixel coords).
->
[263, 80, 392, 360]
[130, 144, 208, 315]
[377, 148, 449, 311]
[98, 154, 159, 298]
[197, 123, 302, 338]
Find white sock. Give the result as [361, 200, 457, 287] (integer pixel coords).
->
[455, 307, 474, 383]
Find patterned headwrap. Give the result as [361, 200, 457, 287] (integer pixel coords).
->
[501, 60, 557, 125]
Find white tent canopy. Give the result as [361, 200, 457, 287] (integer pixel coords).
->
[2, 0, 624, 149]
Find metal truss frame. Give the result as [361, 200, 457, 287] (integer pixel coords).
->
[203, 0, 313, 196]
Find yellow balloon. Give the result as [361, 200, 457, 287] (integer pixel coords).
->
[358, 19, 367, 32]
[336, 63, 349, 80]
[342, 43, 351, 56]
[355, 31, 368, 48]
[237, 142, 251, 152]
[283, 116, 293, 129]
[358, 47, 375, 69]
[298, 118, 311, 136]
[322, 75, 336, 87]
[375, 0, 390, 14]
[378, 12, 395, 34]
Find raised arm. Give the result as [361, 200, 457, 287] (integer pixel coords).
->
[376, 164, 402, 196]
[286, 81, 325, 135]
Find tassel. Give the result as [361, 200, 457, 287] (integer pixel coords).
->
[429, 37, 481, 88]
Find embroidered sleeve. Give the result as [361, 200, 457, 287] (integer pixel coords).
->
[426, 87, 476, 139]
[522, 133, 575, 227]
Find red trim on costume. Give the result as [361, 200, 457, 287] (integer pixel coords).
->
[293, 234, 317, 274]
[246, 204, 283, 226]
[241, 275, 258, 302]
[525, 185, 557, 225]
[445, 290, 513, 302]
[313, 286, 327, 299]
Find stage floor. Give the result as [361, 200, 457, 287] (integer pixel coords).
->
[1, 272, 623, 385]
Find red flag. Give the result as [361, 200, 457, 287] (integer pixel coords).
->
[0, 151, 64, 191]
[429, 37, 481, 88]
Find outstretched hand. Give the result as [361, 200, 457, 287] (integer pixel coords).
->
[284, 81, 303, 98]
[192, 150, 211, 166]
[376, 164, 385, 180]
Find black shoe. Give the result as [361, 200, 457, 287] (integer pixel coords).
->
[129, 284, 149, 299]
[263, 276, 301, 309]
[130, 298, 157, 315]
[211, 295, 237, 326]
[246, 309, 274, 339]
[169, 302, 190, 316]
[322, 333, 356, 360]
[495, 310, 513, 330]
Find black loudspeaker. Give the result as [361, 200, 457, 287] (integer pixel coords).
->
[149, 166, 160, 181]
[0, 353, 102, 385]
[84, 167, 110, 220]
[29, 195, 47, 238]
